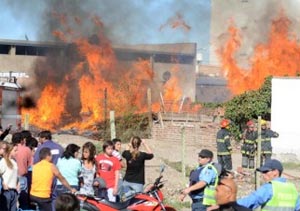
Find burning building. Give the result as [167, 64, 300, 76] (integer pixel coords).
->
[0, 39, 197, 130]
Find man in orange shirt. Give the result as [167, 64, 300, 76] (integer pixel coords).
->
[30, 147, 76, 211]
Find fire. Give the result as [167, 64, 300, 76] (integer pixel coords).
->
[219, 12, 300, 95]
[24, 83, 67, 129]
[21, 13, 194, 131]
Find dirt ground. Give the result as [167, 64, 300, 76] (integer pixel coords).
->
[53, 134, 300, 211]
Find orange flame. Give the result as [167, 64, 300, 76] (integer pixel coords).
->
[219, 12, 300, 95]
[24, 83, 67, 129]
[22, 14, 195, 130]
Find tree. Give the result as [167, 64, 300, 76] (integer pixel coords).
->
[224, 76, 272, 138]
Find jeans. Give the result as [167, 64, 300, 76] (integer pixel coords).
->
[30, 195, 52, 211]
[0, 189, 18, 211]
[122, 180, 144, 193]
[192, 201, 207, 211]
[19, 175, 29, 209]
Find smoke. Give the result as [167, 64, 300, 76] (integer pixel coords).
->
[211, 0, 300, 67]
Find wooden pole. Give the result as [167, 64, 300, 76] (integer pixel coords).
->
[104, 88, 107, 138]
[181, 125, 186, 177]
[110, 111, 116, 140]
[256, 116, 262, 190]
[147, 88, 152, 133]
[24, 113, 29, 130]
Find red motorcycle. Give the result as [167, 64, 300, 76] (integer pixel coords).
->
[77, 165, 176, 211]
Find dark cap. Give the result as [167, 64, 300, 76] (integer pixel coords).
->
[256, 159, 283, 173]
[198, 149, 213, 158]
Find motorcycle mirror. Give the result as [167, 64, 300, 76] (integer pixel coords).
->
[160, 165, 165, 173]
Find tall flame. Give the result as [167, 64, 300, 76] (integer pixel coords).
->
[219, 12, 300, 95]
[22, 13, 192, 130]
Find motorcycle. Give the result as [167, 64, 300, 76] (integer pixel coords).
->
[76, 165, 176, 211]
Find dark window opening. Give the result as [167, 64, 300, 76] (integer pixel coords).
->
[0, 45, 10, 54]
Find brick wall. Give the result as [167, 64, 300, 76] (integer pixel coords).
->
[151, 116, 220, 150]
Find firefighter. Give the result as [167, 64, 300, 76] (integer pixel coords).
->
[216, 119, 232, 171]
[260, 120, 279, 166]
[241, 120, 258, 169]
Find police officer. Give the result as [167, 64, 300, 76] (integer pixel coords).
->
[241, 120, 258, 169]
[179, 149, 218, 211]
[216, 119, 232, 171]
[237, 159, 300, 210]
[260, 120, 279, 165]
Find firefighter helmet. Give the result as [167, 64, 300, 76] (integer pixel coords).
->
[247, 120, 254, 127]
[220, 119, 230, 128]
[260, 119, 267, 125]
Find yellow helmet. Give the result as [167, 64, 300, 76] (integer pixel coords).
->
[260, 119, 267, 125]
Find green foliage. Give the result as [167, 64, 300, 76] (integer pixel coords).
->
[96, 113, 151, 143]
[224, 76, 272, 138]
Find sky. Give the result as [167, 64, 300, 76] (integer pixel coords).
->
[0, 0, 211, 63]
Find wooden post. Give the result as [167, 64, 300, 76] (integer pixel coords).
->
[104, 88, 107, 138]
[110, 111, 116, 140]
[256, 116, 262, 190]
[147, 88, 152, 133]
[24, 113, 30, 130]
[181, 125, 186, 177]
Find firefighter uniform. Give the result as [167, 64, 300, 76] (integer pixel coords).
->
[241, 122, 258, 169]
[260, 121, 279, 165]
[216, 119, 232, 171]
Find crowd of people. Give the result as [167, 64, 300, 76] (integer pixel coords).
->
[0, 119, 299, 211]
[0, 128, 154, 211]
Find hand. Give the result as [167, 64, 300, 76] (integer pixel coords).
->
[141, 139, 146, 145]
[113, 187, 118, 196]
[71, 188, 77, 194]
[179, 193, 186, 201]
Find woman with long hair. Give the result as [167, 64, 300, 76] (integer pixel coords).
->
[0, 143, 19, 211]
[55, 144, 81, 196]
[122, 136, 154, 193]
[79, 142, 97, 195]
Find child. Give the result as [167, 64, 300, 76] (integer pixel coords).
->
[95, 140, 121, 202]
[79, 142, 97, 195]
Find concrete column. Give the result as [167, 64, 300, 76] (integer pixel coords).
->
[9, 46, 16, 55]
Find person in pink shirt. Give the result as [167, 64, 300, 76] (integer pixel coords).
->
[12, 132, 32, 210]
[95, 140, 121, 202]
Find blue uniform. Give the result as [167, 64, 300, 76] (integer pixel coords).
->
[192, 163, 217, 199]
[33, 140, 64, 164]
[237, 177, 300, 210]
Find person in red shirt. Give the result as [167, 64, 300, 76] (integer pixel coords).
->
[12, 132, 32, 210]
[95, 140, 121, 202]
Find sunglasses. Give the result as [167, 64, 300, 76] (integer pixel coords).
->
[261, 169, 273, 174]
[198, 156, 207, 159]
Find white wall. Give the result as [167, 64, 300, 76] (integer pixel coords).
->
[271, 78, 300, 161]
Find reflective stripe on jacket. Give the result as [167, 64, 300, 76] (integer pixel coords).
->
[262, 181, 298, 211]
[203, 164, 218, 206]
[216, 128, 232, 155]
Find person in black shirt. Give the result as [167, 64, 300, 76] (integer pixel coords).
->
[122, 136, 153, 194]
